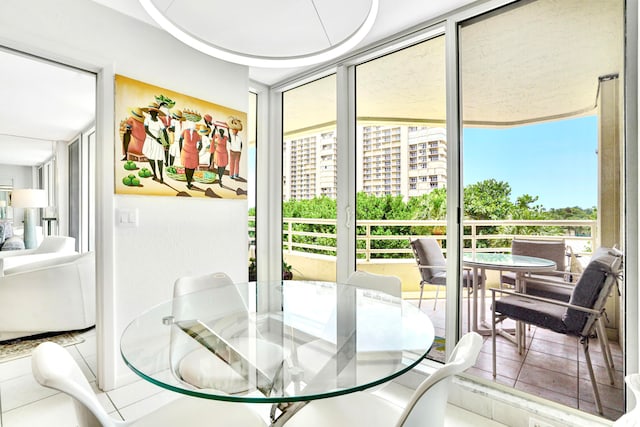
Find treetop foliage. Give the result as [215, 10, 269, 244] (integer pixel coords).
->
[281, 179, 596, 221]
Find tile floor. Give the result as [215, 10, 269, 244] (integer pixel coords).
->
[415, 297, 625, 422]
[0, 327, 506, 427]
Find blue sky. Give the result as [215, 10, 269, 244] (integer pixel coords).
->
[463, 116, 598, 209]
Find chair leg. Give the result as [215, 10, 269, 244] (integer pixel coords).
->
[492, 292, 497, 378]
[418, 281, 425, 309]
[467, 286, 471, 333]
[581, 337, 603, 415]
[596, 318, 615, 384]
[433, 283, 440, 311]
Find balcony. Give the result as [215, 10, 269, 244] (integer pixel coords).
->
[250, 217, 624, 420]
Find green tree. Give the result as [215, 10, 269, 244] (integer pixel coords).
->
[413, 187, 447, 220]
[463, 179, 513, 220]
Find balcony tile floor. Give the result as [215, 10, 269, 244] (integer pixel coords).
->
[0, 327, 505, 427]
[412, 297, 625, 421]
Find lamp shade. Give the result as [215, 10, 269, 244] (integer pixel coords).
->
[11, 189, 48, 208]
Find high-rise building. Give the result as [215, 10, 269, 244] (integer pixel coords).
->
[283, 126, 447, 200]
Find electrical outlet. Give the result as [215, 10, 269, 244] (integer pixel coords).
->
[529, 417, 555, 427]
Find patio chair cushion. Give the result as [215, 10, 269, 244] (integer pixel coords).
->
[562, 247, 618, 333]
[524, 277, 573, 302]
[494, 295, 568, 334]
[429, 270, 447, 285]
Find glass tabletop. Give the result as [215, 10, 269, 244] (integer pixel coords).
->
[120, 280, 434, 404]
[463, 252, 556, 271]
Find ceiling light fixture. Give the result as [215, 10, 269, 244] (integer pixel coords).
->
[138, 0, 379, 69]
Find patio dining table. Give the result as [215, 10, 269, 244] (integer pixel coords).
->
[463, 253, 557, 336]
[120, 280, 434, 426]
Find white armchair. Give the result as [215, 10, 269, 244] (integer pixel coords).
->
[0, 252, 95, 341]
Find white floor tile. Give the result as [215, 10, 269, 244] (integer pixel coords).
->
[0, 357, 32, 382]
[105, 377, 166, 410]
[0, 372, 58, 412]
[2, 393, 78, 427]
[116, 389, 181, 422]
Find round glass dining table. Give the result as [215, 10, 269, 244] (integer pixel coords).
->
[121, 280, 434, 423]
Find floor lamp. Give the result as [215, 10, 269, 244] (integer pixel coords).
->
[11, 189, 47, 249]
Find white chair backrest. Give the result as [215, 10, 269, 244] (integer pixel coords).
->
[170, 272, 248, 375]
[172, 271, 245, 318]
[396, 332, 483, 427]
[346, 270, 402, 299]
[32, 342, 114, 427]
[33, 236, 76, 254]
[173, 271, 233, 297]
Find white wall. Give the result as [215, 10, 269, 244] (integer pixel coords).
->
[0, 0, 249, 389]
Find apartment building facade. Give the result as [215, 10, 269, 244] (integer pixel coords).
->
[283, 125, 447, 200]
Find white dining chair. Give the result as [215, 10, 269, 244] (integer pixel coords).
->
[346, 270, 402, 298]
[293, 271, 403, 383]
[31, 341, 267, 427]
[285, 331, 483, 427]
[171, 272, 285, 394]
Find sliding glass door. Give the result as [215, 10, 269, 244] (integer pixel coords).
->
[282, 75, 338, 281]
[458, 0, 625, 419]
[354, 35, 450, 361]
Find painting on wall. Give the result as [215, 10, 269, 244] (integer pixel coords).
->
[115, 74, 247, 199]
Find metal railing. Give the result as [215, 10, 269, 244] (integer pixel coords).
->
[250, 217, 596, 262]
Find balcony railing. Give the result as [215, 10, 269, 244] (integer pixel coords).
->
[247, 217, 597, 262]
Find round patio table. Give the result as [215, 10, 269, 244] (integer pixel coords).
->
[463, 253, 556, 334]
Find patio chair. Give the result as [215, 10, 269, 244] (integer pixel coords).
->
[31, 341, 267, 427]
[409, 238, 478, 310]
[490, 247, 623, 415]
[285, 331, 482, 427]
[501, 239, 568, 289]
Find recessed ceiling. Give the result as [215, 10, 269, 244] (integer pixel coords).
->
[140, 0, 378, 67]
[89, 0, 477, 84]
[0, 50, 95, 166]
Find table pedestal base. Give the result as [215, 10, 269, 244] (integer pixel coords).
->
[270, 401, 308, 427]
